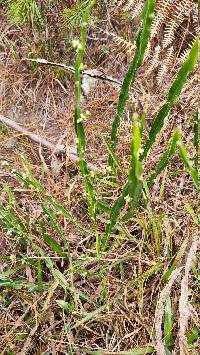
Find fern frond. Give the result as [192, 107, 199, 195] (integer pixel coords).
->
[145, 45, 161, 75]
[162, 1, 191, 48]
[124, 0, 138, 12]
[192, 4, 199, 36]
[130, 1, 144, 19]
[157, 46, 174, 85]
[109, 32, 136, 54]
[144, 41, 152, 60]
[150, 0, 173, 38]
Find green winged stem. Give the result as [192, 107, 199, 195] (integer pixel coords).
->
[194, 110, 199, 174]
[141, 39, 199, 161]
[109, 0, 156, 169]
[128, 113, 143, 209]
[104, 114, 144, 250]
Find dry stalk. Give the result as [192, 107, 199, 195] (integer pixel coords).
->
[154, 267, 183, 355]
[178, 234, 199, 355]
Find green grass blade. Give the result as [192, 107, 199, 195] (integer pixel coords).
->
[13, 170, 45, 192]
[44, 234, 64, 257]
[37, 258, 42, 290]
[37, 247, 68, 291]
[3, 184, 17, 206]
[147, 130, 179, 187]
[194, 110, 199, 173]
[40, 201, 64, 238]
[184, 202, 199, 225]
[13, 170, 94, 234]
[141, 39, 199, 160]
[109, 0, 155, 168]
[71, 305, 108, 330]
[0, 205, 27, 237]
[47, 196, 94, 234]
[103, 113, 145, 245]
[103, 183, 129, 250]
[0, 279, 40, 291]
[126, 346, 155, 354]
[162, 237, 188, 282]
[96, 201, 111, 214]
[101, 135, 122, 171]
[187, 327, 199, 346]
[164, 295, 173, 348]
[0, 265, 26, 280]
[87, 347, 155, 355]
[52, 269, 68, 291]
[178, 139, 199, 190]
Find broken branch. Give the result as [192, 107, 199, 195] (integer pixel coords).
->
[0, 114, 98, 171]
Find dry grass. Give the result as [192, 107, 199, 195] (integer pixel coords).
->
[0, 2, 199, 354]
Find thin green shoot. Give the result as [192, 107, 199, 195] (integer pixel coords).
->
[164, 295, 174, 348]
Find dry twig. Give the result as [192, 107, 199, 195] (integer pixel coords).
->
[0, 114, 98, 171]
[24, 57, 122, 86]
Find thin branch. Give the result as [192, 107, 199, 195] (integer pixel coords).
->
[0, 114, 98, 171]
[24, 57, 75, 73]
[23, 57, 122, 86]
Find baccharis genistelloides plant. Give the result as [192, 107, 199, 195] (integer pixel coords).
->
[2, 0, 198, 252]
[0, 1, 199, 353]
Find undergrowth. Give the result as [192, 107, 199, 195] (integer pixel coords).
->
[0, 0, 199, 354]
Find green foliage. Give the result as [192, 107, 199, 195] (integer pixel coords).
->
[104, 39, 198, 239]
[187, 327, 199, 346]
[6, 0, 43, 26]
[0, 2, 198, 351]
[178, 138, 198, 190]
[63, 0, 92, 29]
[162, 237, 188, 282]
[12, 169, 93, 235]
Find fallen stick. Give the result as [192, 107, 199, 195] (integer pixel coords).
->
[0, 114, 98, 171]
[23, 57, 122, 86]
